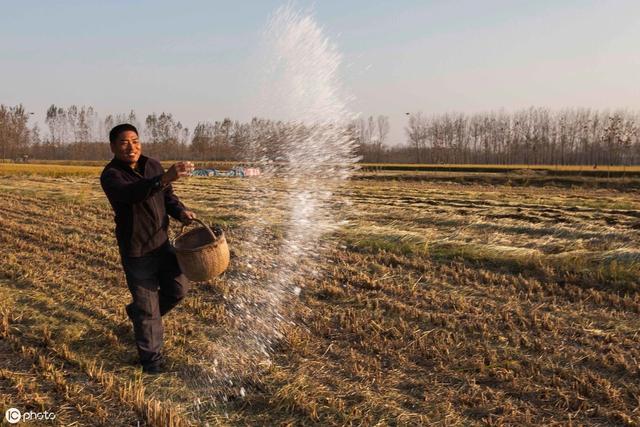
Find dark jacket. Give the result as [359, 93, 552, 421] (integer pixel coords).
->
[101, 155, 185, 257]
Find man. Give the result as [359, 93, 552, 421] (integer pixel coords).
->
[101, 123, 196, 374]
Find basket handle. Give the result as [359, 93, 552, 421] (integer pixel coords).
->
[176, 218, 217, 242]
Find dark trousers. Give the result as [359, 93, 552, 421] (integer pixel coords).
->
[121, 242, 190, 367]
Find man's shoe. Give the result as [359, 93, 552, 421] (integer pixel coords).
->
[142, 357, 166, 374]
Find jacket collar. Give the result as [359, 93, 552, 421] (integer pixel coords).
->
[111, 154, 149, 174]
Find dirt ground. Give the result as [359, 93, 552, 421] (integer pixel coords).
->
[0, 170, 638, 426]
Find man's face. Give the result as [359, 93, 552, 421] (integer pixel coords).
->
[111, 130, 141, 165]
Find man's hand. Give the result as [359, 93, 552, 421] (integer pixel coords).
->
[162, 161, 194, 186]
[179, 210, 197, 225]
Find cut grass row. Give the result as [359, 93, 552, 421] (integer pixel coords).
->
[343, 227, 640, 292]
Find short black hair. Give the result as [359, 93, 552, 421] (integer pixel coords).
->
[109, 123, 138, 144]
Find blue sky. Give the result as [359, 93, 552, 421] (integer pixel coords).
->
[2, 0, 640, 145]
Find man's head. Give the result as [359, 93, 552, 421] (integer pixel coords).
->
[109, 124, 141, 166]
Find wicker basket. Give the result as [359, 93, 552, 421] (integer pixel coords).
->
[173, 219, 230, 281]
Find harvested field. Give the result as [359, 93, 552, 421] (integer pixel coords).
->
[0, 169, 639, 426]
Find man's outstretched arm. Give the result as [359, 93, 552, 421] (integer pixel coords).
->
[101, 161, 194, 205]
[101, 169, 165, 204]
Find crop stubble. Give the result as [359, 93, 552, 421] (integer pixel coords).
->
[0, 171, 638, 426]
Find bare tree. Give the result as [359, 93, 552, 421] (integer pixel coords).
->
[0, 105, 31, 161]
[405, 113, 428, 163]
[374, 115, 389, 163]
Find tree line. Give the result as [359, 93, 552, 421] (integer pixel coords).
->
[399, 108, 640, 166]
[1, 104, 639, 165]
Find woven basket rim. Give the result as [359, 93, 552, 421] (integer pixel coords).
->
[174, 228, 226, 253]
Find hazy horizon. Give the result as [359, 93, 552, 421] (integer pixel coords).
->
[2, 0, 640, 146]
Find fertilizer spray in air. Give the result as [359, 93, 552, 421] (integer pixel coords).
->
[185, 4, 359, 402]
